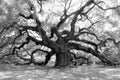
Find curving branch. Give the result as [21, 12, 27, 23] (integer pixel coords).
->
[69, 42, 119, 66]
[30, 48, 53, 65]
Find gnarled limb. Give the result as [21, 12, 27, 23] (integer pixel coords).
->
[69, 43, 118, 66]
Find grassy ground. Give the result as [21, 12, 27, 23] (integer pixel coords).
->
[0, 64, 120, 80]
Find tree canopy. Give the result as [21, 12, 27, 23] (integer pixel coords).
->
[0, 0, 120, 68]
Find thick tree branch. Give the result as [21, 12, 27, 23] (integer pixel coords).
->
[69, 42, 119, 66]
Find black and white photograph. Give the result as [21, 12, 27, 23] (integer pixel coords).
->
[0, 0, 120, 80]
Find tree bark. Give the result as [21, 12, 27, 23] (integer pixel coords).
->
[54, 49, 72, 68]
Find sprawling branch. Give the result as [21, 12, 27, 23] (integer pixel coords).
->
[69, 42, 119, 66]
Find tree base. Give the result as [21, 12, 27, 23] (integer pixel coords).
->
[54, 51, 72, 68]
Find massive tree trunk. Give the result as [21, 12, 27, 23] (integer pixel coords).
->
[54, 48, 72, 67]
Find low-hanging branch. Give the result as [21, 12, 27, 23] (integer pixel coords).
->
[69, 42, 119, 66]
